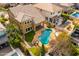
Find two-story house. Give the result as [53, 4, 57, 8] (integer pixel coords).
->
[33, 3, 63, 25]
[8, 5, 45, 34]
[58, 3, 74, 13]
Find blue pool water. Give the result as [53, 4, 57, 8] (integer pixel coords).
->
[72, 12, 79, 18]
[38, 29, 52, 45]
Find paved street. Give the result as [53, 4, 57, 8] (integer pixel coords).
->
[0, 46, 12, 56]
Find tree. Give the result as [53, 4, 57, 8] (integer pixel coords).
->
[6, 24, 21, 48]
[71, 44, 79, 56]
[40, 44, 46, 56]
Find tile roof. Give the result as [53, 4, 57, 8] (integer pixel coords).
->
[15, 12, 31, 22]
[59, 3, 74, 7]
[33, 3, 63, 12]
[9, 5, 45, 24]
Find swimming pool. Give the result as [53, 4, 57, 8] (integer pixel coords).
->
[38, 29, 52, 45]
[71, 12, 79, 18]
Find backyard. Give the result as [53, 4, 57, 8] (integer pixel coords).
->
[25, 31, 35, 42]
[28, 46, 40, 56]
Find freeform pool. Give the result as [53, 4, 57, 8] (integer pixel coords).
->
[38, 29, 52, 45]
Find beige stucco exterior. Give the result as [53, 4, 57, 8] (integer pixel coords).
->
[8, 10, 45, 34]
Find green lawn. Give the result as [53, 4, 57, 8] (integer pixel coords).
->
[74, 24, 79, 29]
[25, 31, 35, 42]
[28, 46, 40, 56]
[0, 17, 5, 22]
[0, 17, 8, 23]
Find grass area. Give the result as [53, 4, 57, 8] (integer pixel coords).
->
[0, 17, 5, 22]
[25, 31, 35, 42]
[28, 46, 40, 56]
[74, 24, 79, 29]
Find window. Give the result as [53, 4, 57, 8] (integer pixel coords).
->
[40, 9, 42, 11]
[29, 20, 32, 23]
[51, 12, 54, 15]
[20, 23, 21, 24]
[26, 27, 32, 32]
[30, 27, 32, 30]
[58, 11, 60, 13]
[51, 13, 52, 15]
[45, 17, 48, 20]
[26, 29, 28, 32]
[25, 22, 26, 24]
[72, 42, 77, 46]
[28, 28, 30, 31]
[50, 18, 52, 23]
[27, 21, 29, 23]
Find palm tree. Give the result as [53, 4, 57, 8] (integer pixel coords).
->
[41, 44, 45, 56]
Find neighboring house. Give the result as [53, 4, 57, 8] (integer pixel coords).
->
[49, 16, 64, 26]
[57, 3, 75, 13]
[58, 3, 74, 7]
[8, 5, 45, 34]
[0, 23, 8, 45]
[33, 3, 63, 23]
[7, 3, 34, 7]
[58, 3, 74, 10]
[74, 3, 79, 9]
[71, 28, 79, 46]
[33, 3, 63, 17]
[8, 3, 18, 7]
[70, 11, 79, 25]
[0, 3, 18, 8]
[55, 20, 74, 34]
